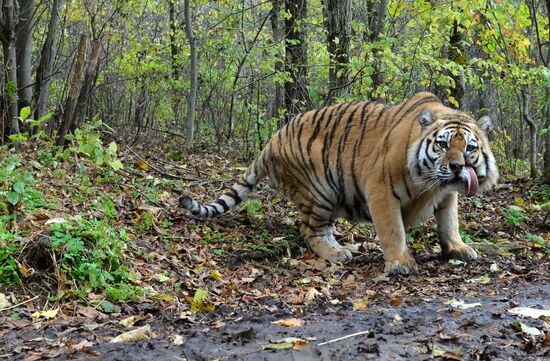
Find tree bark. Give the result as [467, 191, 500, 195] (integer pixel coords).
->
[1, 0, 20, 136]
[520, 89, 537, 178]
[284, 0, 311, 122]
[447, 19, 465, 109]
[34, 0, 64, 120]
[56, 34, 88, 146]
[544, 89, 550, 183]
[542, 0, 550, 183]
[70, 40, 101, 131]
[15, 0, 34, 107]
[324, 0, 351, 104]
[365, 0, 387, 93]
[270, 0, 284, 128]
[183, 0, 197, 148]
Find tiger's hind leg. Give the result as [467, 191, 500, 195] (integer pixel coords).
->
[435, 193, 477, 261]
[300, 209, 352, 263]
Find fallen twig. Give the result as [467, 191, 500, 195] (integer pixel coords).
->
[123, 144, 198, 181]
[0, 295, 39, 312]
[317, 330, 370, 346]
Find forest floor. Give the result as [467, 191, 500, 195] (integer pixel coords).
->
[1, 141, 550, 360]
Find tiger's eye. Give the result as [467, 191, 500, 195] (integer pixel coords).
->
[437, 141, 448, 150]
[466, 144, 476, 152]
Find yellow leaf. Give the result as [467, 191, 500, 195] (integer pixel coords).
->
[514, 197, 525, 207]
[271, 318, 304, 328]
[353, 297, 369, 311]
[211, 270, 222, 282]
[31, 308, 59, 320]
[262, 337, 308, 350]
[135, 161, 150, 170]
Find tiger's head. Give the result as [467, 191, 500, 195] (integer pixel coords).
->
[407, 109, 499, 196]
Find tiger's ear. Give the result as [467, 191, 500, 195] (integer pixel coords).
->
[477, 116, 494, 134]
[418, 109, 433, 128]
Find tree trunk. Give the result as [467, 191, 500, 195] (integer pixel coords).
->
[543, 0, 550, 183]
[284, 0, 311, 122]
[270, 0, 284, 128]
[168, 0, 182, 125]
[1, 0, 20, 136]
[15, 0, 34, 107]
[365, 0, 387, 94]
[183, 0, 197, 148]
[70, 40, 101, 131]
[544, 90, 550, 183]
[447, 19, 465, 109]
[520, 89, 537, 178]
[56, 34, 88, 146]
[324, 0, 351, 104]
[34, 0, 64, 120]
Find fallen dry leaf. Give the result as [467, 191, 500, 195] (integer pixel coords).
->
[0, 293, 11, 309]
[352, 297, 369, 311]
[31, 308, 59, 320]
[173, 334, 184, 345]
[271, 318, 304, 328]
[510, 322, 542, 336]
[110, 324, 153, 343]
[446, 299, 482, 310]
[119, 315, 140, 327]
[508, 306, 550, 319]
[262, 337, 308, 350]
[71, 339, 94, 351]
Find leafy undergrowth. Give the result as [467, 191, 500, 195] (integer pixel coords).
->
[1, 135, 549, 359]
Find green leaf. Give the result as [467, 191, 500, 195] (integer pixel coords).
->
[193, 288, 208, 303]
[6, 192, 20, 205]
[12, 181, 24, 193]
[108, 142, 118, 156]
[19, 106, 31, 120]
[109, 159, 123, 171]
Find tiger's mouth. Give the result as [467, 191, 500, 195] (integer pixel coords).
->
[462, 166, 478, 196]
[440, 166, 479, 196]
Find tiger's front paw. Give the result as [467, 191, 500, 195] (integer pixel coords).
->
[442, 243, 478, 262]
[307, 237, 353, 263]
[384, 254, 418, 276]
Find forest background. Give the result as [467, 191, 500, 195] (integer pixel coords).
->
[1, 0, 549, 178]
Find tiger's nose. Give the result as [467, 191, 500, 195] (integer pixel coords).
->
[449, 162, 464, 175]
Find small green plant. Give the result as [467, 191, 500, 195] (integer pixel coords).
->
[0, 154, 47, 212]
[136, 211, 154, 233]
[524, 233, 549, 253]
[502, 205, 528, 227]
[242, 199, 263, 220]
[459, 228, 480, 244]
[7, 106, 51, 143]
[49, 218, 141, 302]
[0, 242, 20, 286]
[101, 198, 117, 220]
[62, 121, 123, 171]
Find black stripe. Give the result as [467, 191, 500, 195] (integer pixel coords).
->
[226, 188, 242, 204]
[216, 199, 229, 212]
[336, 105, 360, 206]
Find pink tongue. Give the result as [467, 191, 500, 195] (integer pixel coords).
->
[465, 166, 478, 196]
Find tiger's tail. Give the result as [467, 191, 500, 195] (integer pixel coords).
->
[179, 154, 267, 219]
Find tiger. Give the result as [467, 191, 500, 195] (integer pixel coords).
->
[180, 92, 499, 275]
